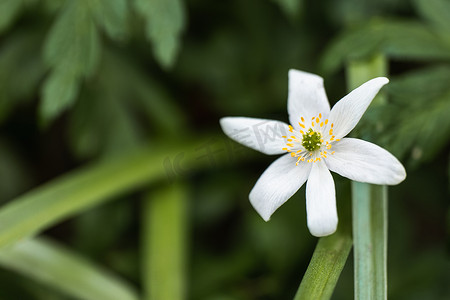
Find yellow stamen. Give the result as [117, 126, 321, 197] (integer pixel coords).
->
[325, 119, 328, 124]
[301, 117, 305, 122]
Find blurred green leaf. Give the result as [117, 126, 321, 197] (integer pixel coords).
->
[414, 0, 450, 34]
[381, 66, 450, 164]
[142, 183, 188, 300]
[40, 69, 79, 124]
[134, 0, 185, 69]
[0, 0, 36, 35]
[68, 49, 186, 159]
[0, 30, 46, 123]
[0, 237, 139, 300]
[270, 0, 303, 21]
[89, 0, 129, 41]
[41, 0, 101, 123]
[321, 19, 450, 75]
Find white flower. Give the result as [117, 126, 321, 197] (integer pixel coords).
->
[220, 70, 406, 237]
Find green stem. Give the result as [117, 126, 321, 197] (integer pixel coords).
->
[0, 135, 226, 249]
[142, 183, 187, 300]
[348, 54, 388, 300]
[293, 229, 352, 300]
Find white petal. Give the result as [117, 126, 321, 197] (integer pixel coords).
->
[328, 77, 389, 139]
[220, 117, 290, 155]
[249, 154, 312, 221]
[306, 160, 337, 237]
[287, 69, 331, 128]
[324, 138, 406, 185]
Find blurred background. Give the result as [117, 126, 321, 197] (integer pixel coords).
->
[0, 0, 449, 299]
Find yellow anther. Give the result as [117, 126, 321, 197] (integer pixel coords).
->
[335, 139, 340, 141]
[319, 113, 322, 118]
[320, 122, 324, 127]
[282, 147, 288, 151]
[325, 119, 328, 124]
[299, 123, 305, 128]
[331, 151, 335, 154]
[286, 143, 294, 147]
[326, 144, 332, 149]
[320, 139, 323, 143]
[311, 117, 315, 120]
[301, 117, 305, 122]
[282, 136, 287, 138]
[287, 139, 292, 142]
[331, 123, 334, 128]
[316, 117, 320, 123]
[329, 129, 333, 135]
[311, 122, 315, 127]
[291, 152, 296, 157]
[300, 130, 304, 134]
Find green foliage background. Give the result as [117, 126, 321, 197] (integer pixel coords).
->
[0, 0, 449, 299]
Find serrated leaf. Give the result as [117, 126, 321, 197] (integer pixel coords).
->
[134, 0, 185, 69]
[44, 0, 100, 77]
[380, 20, 450, 60]
[321, 19, 450, 74]
[41, 0, 101, 123]
[89, 0, 129, 41]
[270, 0, 303, 21]
[414, 0, 450, 33]
[320, 22, 384, 74]
[381, 68, 450, 164]
[40, 69, 79, 125]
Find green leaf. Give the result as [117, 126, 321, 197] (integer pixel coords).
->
[321, 19, 450, 75]
[0, 135, 225, 249]
[320, 22, 384, 75]
[380, 66, 450, 164]
[414, 0, 450, 33]
[0, 30, 46, 123]
[381, 20, 450, 60]
[40, 69, 79, 124]
[270, 0, 303, 21]
[142, 183, 188, 300]
[293, 229, 352, 300]
[41, 0, 101, 123]
[134, 0, 185, 69]
[0, 237, 138, 300]
[0, 0, 36, 34]
[89, 0, 129, 41]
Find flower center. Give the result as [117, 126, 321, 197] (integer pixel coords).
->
[281, 113, 340, 165]
[302, 128, 322, 152]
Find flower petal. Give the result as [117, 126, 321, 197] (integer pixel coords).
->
[287, 69, 331, 128]
[306, 160, 337, 237]
[249, 154, 312, 221]
[325, 138, 406, 185]
[220, 117, 290, 155]
[328, 77, 389, 139]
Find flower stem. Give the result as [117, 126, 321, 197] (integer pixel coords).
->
[348, 54, 388, 300]
[293, 227, 352, 300]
